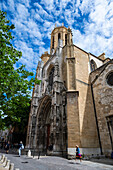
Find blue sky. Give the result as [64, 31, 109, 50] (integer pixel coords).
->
[0, 0, 113, 75]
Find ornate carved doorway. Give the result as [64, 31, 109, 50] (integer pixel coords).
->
[37, 96, 52, 153]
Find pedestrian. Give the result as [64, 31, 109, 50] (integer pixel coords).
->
[18, 141, 24, 157]
[5, 141, 10, 154]
[75, 145, 82, 162]
[48, 144, 53, 151]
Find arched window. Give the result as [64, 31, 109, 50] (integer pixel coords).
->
[90, 60, 97, 72]
[52, 36, 54, 49]
[48, 67, 54, 90]
[58, 33, 61, 41]
[106, 72, 113, 86]
[58, 33, 61, 46]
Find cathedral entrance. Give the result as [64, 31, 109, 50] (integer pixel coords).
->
[35, 90, 67, 156]
[36, 96, 52, 153]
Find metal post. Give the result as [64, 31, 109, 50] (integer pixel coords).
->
[38, 151, 40, 159]
[33, 147, 35, 158]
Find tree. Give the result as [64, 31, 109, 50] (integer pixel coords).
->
[0, 10, 40, 130]
[3, 95, 31, 144]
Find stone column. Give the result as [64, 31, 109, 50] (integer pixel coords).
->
[67, 91, 80, 148]
[66, 57, 80, 155]
[66, 58, 76, 90]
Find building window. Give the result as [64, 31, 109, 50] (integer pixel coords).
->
[52, 36, 54, 49]
[90, 59, 97, 72]
[58, 33, 61, 40]
[48, 67, 54, 90]
[106, 72, 113, 86]
[65, 34, 67, 45]
[58, 33, 61, 45]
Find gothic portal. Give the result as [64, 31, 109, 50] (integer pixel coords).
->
[26, 24, 113, 157]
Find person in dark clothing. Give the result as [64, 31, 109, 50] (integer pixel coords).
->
[48, 144, 53, 151]
[5, 141, 10, 154]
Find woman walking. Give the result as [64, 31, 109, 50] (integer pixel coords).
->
[75, 145, 82, 162]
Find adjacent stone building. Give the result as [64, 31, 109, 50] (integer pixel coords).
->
[26, 24, 113, 157]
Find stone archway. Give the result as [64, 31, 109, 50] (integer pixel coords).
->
[36, 96, 53, 153]
[35, 91, 67, 157]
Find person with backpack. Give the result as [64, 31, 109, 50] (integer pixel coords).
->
[18, 141, 24, 156]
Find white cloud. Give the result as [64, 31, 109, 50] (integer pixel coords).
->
[70, 0, 113, 58]
[34, 13, 44, 22]
[40, 0, 54, 10]
[38, 46, 50, 57]
[76, 0, 80, 8]
[60, 0, 70, 8]
[14, 41, 38, 71]
[33, 40, 45, 46]
[1, 0, 113, 80]
[16, 3, 30, 20]
[7, 0, 15, 12]
[16, 0, 30, 7]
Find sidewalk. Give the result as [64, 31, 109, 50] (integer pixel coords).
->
[0, 150, 113, 170]
[89, 157, 113, 166]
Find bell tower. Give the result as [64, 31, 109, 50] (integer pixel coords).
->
[50, 24, 73, 54]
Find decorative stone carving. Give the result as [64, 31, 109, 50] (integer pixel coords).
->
[54, 59, 60, 77]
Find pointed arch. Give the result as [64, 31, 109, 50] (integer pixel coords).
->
[36, 95, 52, 152]
[90, 59, 97, 72]
[47, 64, 55, 91]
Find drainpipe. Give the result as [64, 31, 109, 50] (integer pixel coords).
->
[91, 83, 103, 155]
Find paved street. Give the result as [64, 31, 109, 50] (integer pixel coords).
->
[0, 152, 113, 170]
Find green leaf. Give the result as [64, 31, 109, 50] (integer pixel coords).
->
[0, 9, 40, 130]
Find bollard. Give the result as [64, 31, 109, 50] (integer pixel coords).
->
[27, 150, 31, 157]
[38, 151, 40, 159]
[33, 148, 35, 158]
[0, 155, 3, 161]
[4, 160, 10, 169]
[9, 163, 14, 170]
[2, 157, 7, 166]
[0, 155, 5, 163]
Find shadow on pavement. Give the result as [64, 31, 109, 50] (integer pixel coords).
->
[86, 158, 113, 166]
[68, 162, 75, 164]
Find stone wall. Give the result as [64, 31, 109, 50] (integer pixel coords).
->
[74, 46, 99, 150]
[90, 63, 113, 156]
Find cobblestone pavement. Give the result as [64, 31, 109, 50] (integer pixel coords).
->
[0, 152, 113, 170]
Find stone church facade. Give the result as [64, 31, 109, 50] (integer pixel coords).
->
[26, 25, 113, 157]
